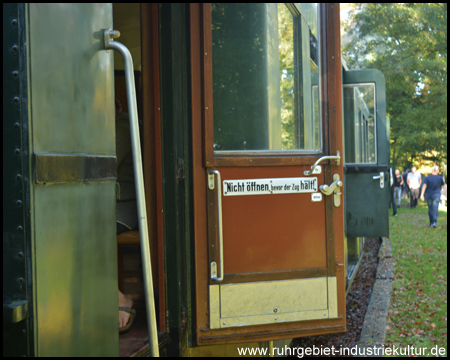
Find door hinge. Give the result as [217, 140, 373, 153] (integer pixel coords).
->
[3, 299, 28, 323]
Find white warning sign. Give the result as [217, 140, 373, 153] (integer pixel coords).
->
[223, 177, 318, 196]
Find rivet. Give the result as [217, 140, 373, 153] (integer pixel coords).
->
[16, 200, 22, 207]
[18, 252, 24, 258]
[17, 226, 23, 232]
[205, 52, 208, 56]
[15, 148, 21, 155]
[223, 322, 226, 325]
[12, 70, 19, 77]
[206, 106, 209, 110]
[12, 45, 18, 52]
[13, 96, 20, 103]
[273, 308, 278, 313]
[12, 19, 18, 26]
[14, 122, 20, 128]
[16, 174, 22, 180]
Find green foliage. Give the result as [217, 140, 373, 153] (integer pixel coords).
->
[342, 3, 447, 169]
[385, 199, 447, 356]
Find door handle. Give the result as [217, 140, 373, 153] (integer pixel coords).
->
[373, 171, 384, 188]
[304, 151, 340, 176]
[208, 170, 224, 282]
[104, 29, 159, 357]
[319, 174, 343, 207]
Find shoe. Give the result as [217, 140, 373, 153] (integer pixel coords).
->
[432, 223, 437, 228]
[394, 213, 398, 217]
[119, 306, 136, 334]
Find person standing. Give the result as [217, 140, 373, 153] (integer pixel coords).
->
[402, 169, 410, 199]
[420, 165, 445, 228]
[390, 168, 398, 216]
[407, 166, 422, 208]
[394, 169, 404, 207]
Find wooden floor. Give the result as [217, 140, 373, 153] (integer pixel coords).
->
[119, 246, 151, 357]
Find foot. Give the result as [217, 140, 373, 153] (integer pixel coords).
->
[119, 290, 134, 329]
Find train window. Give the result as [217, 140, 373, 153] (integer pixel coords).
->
[343, 84, 376, 164]
[211, 3, 321, 153]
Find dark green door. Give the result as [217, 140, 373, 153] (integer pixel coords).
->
[343, 69, 390, 237]
[27, 4, 117, 356]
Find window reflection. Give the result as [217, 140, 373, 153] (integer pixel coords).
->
[212, 3, 321, 153]
[343, 84, 376, 164]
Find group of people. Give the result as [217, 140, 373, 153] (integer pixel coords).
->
[391, 165, 445, 227]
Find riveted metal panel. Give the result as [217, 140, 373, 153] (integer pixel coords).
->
[3, 3, 33, 356]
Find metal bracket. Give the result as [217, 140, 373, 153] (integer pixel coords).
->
[304, 151, 340, 176]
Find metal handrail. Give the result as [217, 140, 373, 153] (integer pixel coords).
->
[104, 29, 159, 357]
[209, 170, 224, 282]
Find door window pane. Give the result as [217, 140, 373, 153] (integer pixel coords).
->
[211, 3, 321, 152]
[343, 84, 376, 164]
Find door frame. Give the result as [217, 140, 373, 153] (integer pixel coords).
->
[190, 3, 346, 346]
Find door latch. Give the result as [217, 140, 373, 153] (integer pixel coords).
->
[319, 174, 343, 207]
[372, 172, 384, 188]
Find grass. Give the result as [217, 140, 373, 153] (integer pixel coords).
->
[385, 198, 447, 357]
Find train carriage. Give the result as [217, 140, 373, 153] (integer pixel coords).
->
[3, 3, 389, 357]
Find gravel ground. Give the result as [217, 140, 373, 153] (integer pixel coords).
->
[290, 237, 381, 357]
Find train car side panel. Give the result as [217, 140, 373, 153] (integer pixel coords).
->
[26, 4, 118, 356]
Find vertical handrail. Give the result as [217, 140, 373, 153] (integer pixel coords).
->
[104, 29, 159, 357]
[208, 170, 224, 282]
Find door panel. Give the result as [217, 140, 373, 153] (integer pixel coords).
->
[343, 70, 389, 237]
[191, 4, 345, 344]
[27, 4, 117, 356]
[216, 167, 326, 274]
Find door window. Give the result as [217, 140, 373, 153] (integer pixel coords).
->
[211, 3, 321, 153]
[343, 84, 376, 164]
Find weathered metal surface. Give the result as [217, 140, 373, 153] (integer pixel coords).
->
[34, 153, 116, 183]
[209, 277, 338, 329]
[27, 3, 118, 356]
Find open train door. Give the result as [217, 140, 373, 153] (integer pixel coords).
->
[191, 4, 346, 345]
[4, 4, 118, 356]
[343, 70, 390, 237]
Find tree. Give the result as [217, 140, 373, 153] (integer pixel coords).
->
[342, 3, 447, 170]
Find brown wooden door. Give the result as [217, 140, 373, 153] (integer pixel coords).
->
[191, 3, 346, 345]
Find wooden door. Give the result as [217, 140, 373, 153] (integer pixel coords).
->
[191, 3, 346, 345]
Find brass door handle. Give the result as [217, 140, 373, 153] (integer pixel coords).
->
[319, 178, 343, 196]
[319, 174, 343, 207]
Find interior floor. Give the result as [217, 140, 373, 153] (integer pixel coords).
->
[119, 246, 150, 357]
